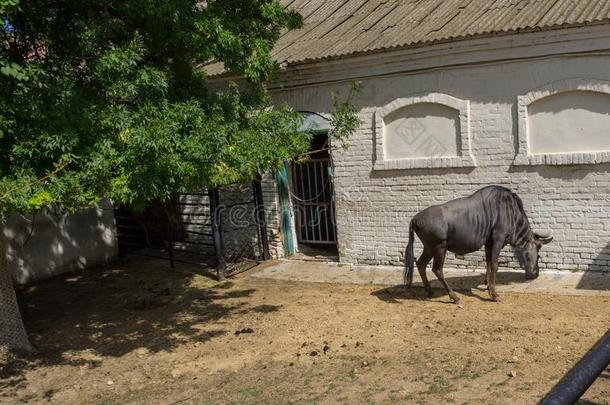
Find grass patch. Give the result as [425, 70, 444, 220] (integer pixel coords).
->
[235, 384, 265, 403]
[423, 375, 456, 396]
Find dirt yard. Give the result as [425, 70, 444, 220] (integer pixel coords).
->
[1, 257, 609, 404]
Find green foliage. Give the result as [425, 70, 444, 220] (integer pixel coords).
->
[0, 60, 27, 81]
[0, 0, 357, 219]
[27, 190, 52, 210]
[0, 0, 19, 14]
[330, 81, 363, 149]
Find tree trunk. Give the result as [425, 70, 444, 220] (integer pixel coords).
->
[0, 230, 32, 358]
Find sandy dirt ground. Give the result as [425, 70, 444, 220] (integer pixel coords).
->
[1, 256, 609, 404]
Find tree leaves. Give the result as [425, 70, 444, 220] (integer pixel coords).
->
[0, 1, 357, 219]
[330, 81, 363, 150]
[0, 61, 27, 81]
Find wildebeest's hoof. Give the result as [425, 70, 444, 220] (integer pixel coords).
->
[426, 290, 434, 299]
[491, 294, 501, 302]
[450, 295, 463, 307]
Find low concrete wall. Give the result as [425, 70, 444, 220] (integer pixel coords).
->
[3, 200, 118, 284]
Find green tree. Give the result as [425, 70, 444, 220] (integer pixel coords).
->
[0, 0, 359, 356]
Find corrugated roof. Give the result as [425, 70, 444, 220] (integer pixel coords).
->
[206, 0, 610, 75]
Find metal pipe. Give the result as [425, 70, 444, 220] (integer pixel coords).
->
[299, 163, 307, 243]
[542, 329, 610, 405]
[316, 161, 322, 242]
[208, 188, 226, 280]
[252, 177, 270, 260]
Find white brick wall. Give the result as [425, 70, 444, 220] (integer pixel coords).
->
[270, 52, 610, 273]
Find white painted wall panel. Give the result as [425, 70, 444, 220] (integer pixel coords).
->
[384, 103, 459, 159]
[528, 91, 610, 154]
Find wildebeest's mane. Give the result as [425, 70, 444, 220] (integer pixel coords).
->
[483, 185, 527, 217]
[511, 192, 526, 214]
[509, 190, 531, 252]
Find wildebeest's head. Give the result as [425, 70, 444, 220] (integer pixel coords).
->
[516, 232, 553, 279]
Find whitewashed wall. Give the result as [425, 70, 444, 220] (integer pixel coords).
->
[3, 200, 118, 284]
[270, 50, 610, 272]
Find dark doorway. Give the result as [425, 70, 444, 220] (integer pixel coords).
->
[290, 127, 338, 258]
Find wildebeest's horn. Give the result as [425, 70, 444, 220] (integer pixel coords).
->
[534, 231, 552, 240]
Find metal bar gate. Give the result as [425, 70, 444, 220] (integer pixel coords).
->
[290, 158, 337, 244]
[115, 183, 268, 280]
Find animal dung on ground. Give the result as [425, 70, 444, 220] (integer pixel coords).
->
[235, 327, 254, 335]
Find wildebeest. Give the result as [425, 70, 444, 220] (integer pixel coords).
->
[404, 185, 552, 306]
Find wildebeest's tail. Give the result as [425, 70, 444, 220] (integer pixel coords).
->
[404, 220, 415, 288]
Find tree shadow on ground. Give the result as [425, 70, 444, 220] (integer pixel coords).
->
[371, 271, 526, 304]
[1, 256, 270, 393]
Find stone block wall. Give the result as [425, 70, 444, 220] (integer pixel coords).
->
[218, 184, 262, 261]
[260, 173, 287, 259]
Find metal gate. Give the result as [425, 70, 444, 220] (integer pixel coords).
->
[290, 158, 337, 244]
[114, 193, 216, 267]
[114, 183, 268, 279]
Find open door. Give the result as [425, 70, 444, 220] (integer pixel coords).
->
[290, 112, 338, 258]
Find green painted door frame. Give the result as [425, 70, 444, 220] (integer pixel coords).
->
[275, 162, 295, 256]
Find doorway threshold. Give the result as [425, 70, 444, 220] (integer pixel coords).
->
[290, 244, 338, 262]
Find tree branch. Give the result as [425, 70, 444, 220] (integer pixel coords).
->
[0, 161, 70, 201]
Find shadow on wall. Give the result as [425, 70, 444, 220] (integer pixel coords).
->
[219, 184, 263, 262]
[3, 200, 118, 285]
[577, 241, 610, 290]
[508, 162, 610, 180]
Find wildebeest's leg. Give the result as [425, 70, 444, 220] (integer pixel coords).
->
[483, 243, 492, 287]
[416, 248, 434, 298]
[487, 241, 503, 302]
[431, 244, 463, 307]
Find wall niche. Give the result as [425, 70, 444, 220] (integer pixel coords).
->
[515, 79, 610, 165]
[373, 93, 476, 170]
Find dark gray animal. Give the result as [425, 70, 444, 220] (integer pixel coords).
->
[404, 185, 552, 306]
